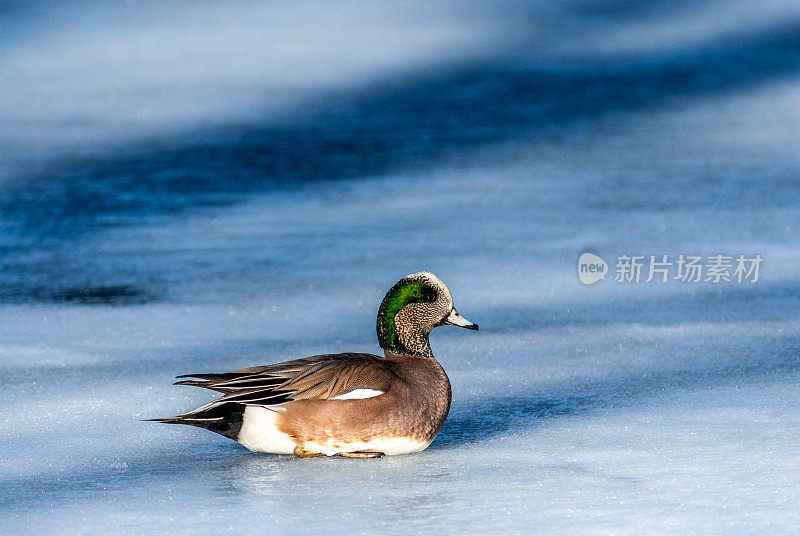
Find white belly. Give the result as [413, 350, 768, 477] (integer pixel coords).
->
[302, 436, 431, 456]
[236, 405, 431, 456]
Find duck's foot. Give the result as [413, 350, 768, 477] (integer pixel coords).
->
[293, 445, 325, 458]
[336, 451, 385, 459]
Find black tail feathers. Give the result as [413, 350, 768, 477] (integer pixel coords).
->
[147, 404, 245, 440]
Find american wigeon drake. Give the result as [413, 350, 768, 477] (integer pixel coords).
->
[152, 272, 478, 458]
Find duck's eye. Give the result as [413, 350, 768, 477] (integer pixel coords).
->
[422, 289, 436, 302]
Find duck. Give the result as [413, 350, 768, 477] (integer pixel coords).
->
[151, 272, 478, 458]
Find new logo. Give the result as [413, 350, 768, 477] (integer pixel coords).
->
[578, 252, 608, 284]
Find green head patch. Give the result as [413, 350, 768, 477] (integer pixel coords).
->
[377, 280, 437, 352]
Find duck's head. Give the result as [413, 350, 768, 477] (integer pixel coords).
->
[377, 272, 478, 358]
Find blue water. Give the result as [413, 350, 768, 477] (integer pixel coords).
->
[1, 1, 799, 534]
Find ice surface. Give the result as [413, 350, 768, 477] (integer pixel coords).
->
[1, 1, 799, 534]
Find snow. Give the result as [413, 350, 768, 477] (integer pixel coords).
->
[1, 0, 799, 534]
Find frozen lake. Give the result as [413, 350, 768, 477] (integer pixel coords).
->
[1, 1, 799, 534]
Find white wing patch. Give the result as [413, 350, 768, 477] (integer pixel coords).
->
[331, 389, 385, 400]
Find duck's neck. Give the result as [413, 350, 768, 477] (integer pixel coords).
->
[380, 329, 434, 358]
[377, 302, 435, 358]
[401, 334, 434, 358]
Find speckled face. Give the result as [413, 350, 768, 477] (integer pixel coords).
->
[377, 272, 454, 357]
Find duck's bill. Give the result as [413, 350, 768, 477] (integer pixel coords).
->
[444, 308, 479, 331]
